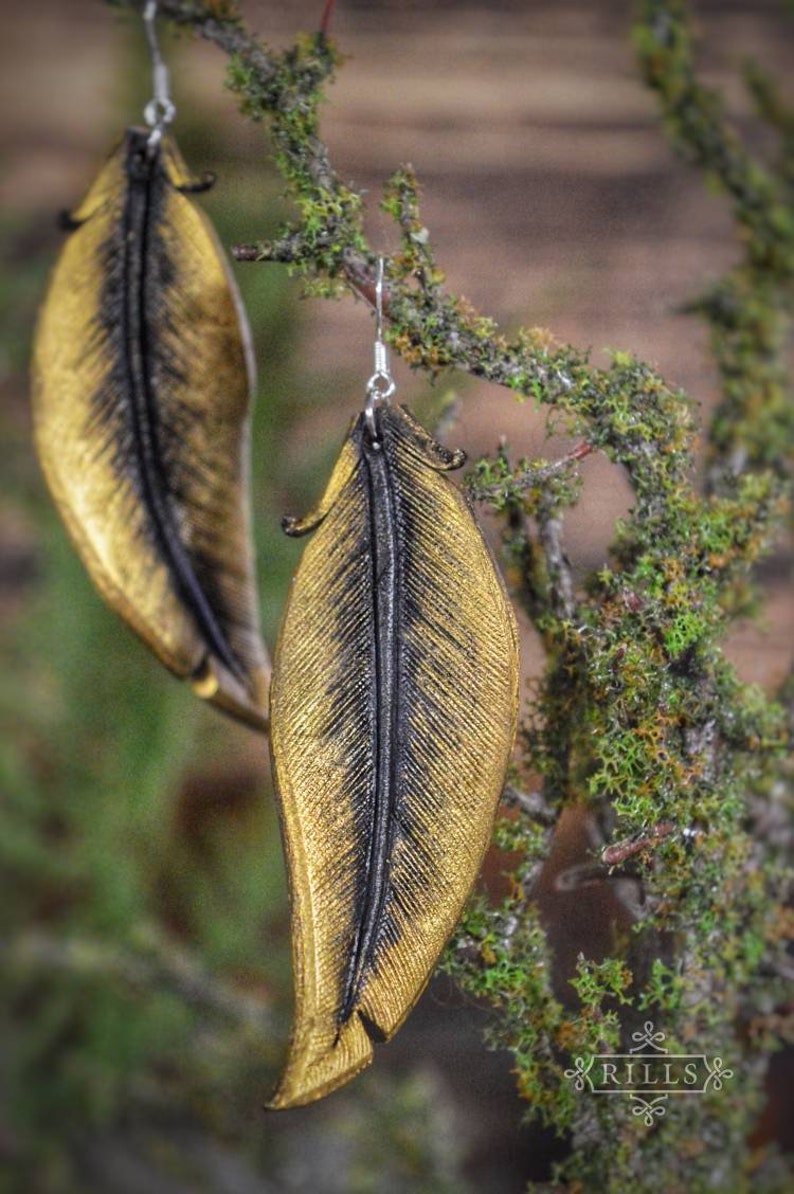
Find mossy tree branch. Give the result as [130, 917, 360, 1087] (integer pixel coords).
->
[636, 0, 794, 483]
[102, 2, 793, 1189]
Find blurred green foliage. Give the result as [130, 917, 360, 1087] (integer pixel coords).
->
[0, 159, 284, 1190]
[3, 0, 793, 1191]
[0, 35, 467, 1192]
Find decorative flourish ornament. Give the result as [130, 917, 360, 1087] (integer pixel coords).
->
[31, 1, 269, 729]
[269, 262, 519, 1107]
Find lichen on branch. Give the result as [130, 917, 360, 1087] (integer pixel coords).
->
[105, 2, 792, 1189]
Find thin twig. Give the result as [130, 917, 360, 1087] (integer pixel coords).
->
[471, 442, 593, 503]
[537, 506, 574, 620]
[4, 929, 277, 1039]
[502, 784, 558, 827]
[601, 820, 676, 866]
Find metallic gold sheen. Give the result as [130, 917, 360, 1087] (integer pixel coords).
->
[31, 130, 269, 729]
[270, 405, 519, 1108]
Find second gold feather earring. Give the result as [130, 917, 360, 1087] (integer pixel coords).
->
[31, 1, 269, 729]
[269, 260, 520, 1107]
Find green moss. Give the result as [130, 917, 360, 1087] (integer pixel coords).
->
[224, 33, 368, 280]
[73, 1, 794, 1188]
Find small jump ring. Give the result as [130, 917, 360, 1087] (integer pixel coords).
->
[144, 97, 176, 129]
[366, 371, 396, 402]
[364, 377, 395, 438]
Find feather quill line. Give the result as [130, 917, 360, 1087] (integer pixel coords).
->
[118, 137, 245, 686]
[339, 433, 401, 1025]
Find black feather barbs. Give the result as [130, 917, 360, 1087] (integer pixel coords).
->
[31, 0, 270, 729]
[32, 0, 521, 1110]
[269, 259, 520, 1107]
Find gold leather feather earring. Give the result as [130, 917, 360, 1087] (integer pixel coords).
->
[269, 260, 520, 1107]
[31, 0, 269, 729]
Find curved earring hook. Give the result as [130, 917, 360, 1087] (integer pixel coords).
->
[143, 0, 176, 149]
[365, 258, 396, 437]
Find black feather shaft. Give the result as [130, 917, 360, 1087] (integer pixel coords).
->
[119, 132, 243, 684]
[339, 420, 402, 1023]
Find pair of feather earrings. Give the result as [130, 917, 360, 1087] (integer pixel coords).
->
[31, 3, 519, 1108]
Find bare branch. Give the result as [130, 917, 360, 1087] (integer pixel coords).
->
[4, 928, 276, 1039]
[502, 784, 558, 827]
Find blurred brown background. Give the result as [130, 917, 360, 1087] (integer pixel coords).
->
[1, 2, 791, 1191]
[4, 0, 790, 678]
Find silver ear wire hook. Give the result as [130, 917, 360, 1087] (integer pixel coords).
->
[365, 258, 396, 437]
[143, 0, 176, 149]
